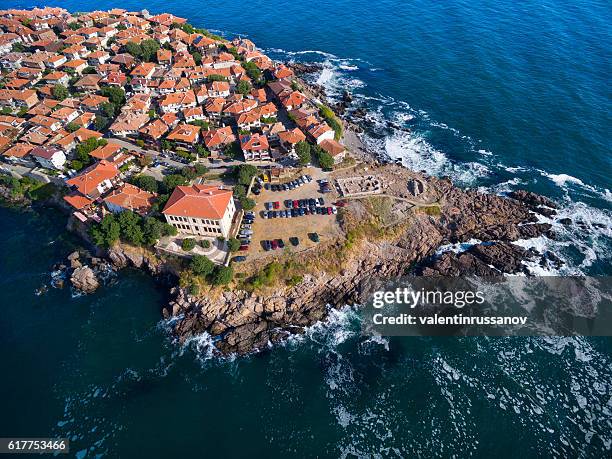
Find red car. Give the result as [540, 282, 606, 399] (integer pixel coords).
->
[239, 245, 249, 251]
[335, 200, 348, 207]
[326, 207, 333, 215]
[271, 240, 278, 250]
[273, 201, 280, 209]
[292, 200, 299, 209]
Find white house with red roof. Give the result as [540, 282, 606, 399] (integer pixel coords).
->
[162, 184, 236, 238]
[30, 145, 66, 169]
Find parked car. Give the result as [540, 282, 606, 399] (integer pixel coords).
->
[277, 239, 285, 248]
[290, 237, 300, 247]
[273, 201, 280, 209]
[326, 207, 333, 215]
[271, 240, 278, 250]
[262, 240, 271, 251]
[239, 245, 249, 251]
[332, 206, 338, 214]
[309, 232, 320, 242]
[335, 200, 347, 207]
[232, 256, 247, 262]
[318, 197, 325, 206]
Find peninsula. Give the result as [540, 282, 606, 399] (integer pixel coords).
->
[0, 7, 563, 355]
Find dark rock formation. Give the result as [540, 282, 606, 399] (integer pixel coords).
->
[286, 62, 323, 74]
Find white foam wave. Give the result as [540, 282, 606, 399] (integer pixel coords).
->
[541, 170, 612, 203]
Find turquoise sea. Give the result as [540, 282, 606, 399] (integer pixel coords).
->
[1, 0, 611, 456]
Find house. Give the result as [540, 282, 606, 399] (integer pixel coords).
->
[319, 139, 346, 163]
[30, 145, 66, 169]
[279, 90, 306, 111]
[235, 110, 261, 130]
[157, 49, 172, 65]
[46, 54, 67, 69]
[89, 142, 122, 161]
[278, 128, 306, 155]
[307, 122, 335, 144]
[166, 123, 200, 149]
[29, 114, 62, 131]
[104, 183, 156, 215]
[207, 80, 230, 98]
[49, 106, 80, 124]
[138, 118, 169, 145]
[240, 133, 270, 161]
[43, 70, 70, 86]
[202, 126, 236, 156]
[2, 142, 33, 162]
[130, 62, 156, 79]
[204, 97, 225, 118]
[62, 58, 88, 74]
[74, 74, 102, 92]
[162, 184, 236, 239]
[182, 106, 206, 123]
[108, 112, 149, 137]
[66, 160, 118, 198]
[273, 64, 294, 80]
[223, 98, 257, 116]
[158, 90, 196, 113]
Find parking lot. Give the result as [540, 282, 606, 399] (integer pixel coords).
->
[237, 169, 343, 262]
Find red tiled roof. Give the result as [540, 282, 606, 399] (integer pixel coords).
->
[162, 184, 233, 220]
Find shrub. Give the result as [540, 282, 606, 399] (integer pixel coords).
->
[181, 238, 196, 251]
[227, 238, 241, 252]
[200, 240, 211, 249]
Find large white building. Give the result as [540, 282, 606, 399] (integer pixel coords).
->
[162, 184, 236, 238]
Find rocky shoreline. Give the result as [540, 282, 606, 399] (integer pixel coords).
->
[163, 175, 561, 355]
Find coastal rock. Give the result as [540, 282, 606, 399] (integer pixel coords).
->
[286, 62, 323, 74]
[107, 247, 129, 269]
[70, 266, 100, 293]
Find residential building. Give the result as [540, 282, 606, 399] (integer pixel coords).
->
[162, 184, 236, 238]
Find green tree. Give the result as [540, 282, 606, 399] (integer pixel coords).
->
[181, 238, 196, 251]
[227, 238, 241, 252]
[90, 214, 120, 247]
[236, 164, 258, 186]
[142, 217, 165, 246]
[207, 74, 227, 82]
[295, 141, 312, 166]
[191, 51, 202, 65]
[193, 163, 209, 176]
[242, 61, 261, 82]
[52, 84, 69, 101]
[162, 174, 188, 194]
[101, 102, 115, 118]
[223, 141, 241, 159]
[318, 105, 343, 140]
[100, 86, 126, 107]
[212, 265, 233, 285]
[94, 115, 109, 131]
[239, 197, 255, 210]
[316, 149, 335, 170]
[140, 39, 160, 62]
[65, 122, 80, 133]
[131, 175, 159, 193]
[117, 210, 144, 246]
[190, 254, 215, 276]
[235, 80, 251, 95]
